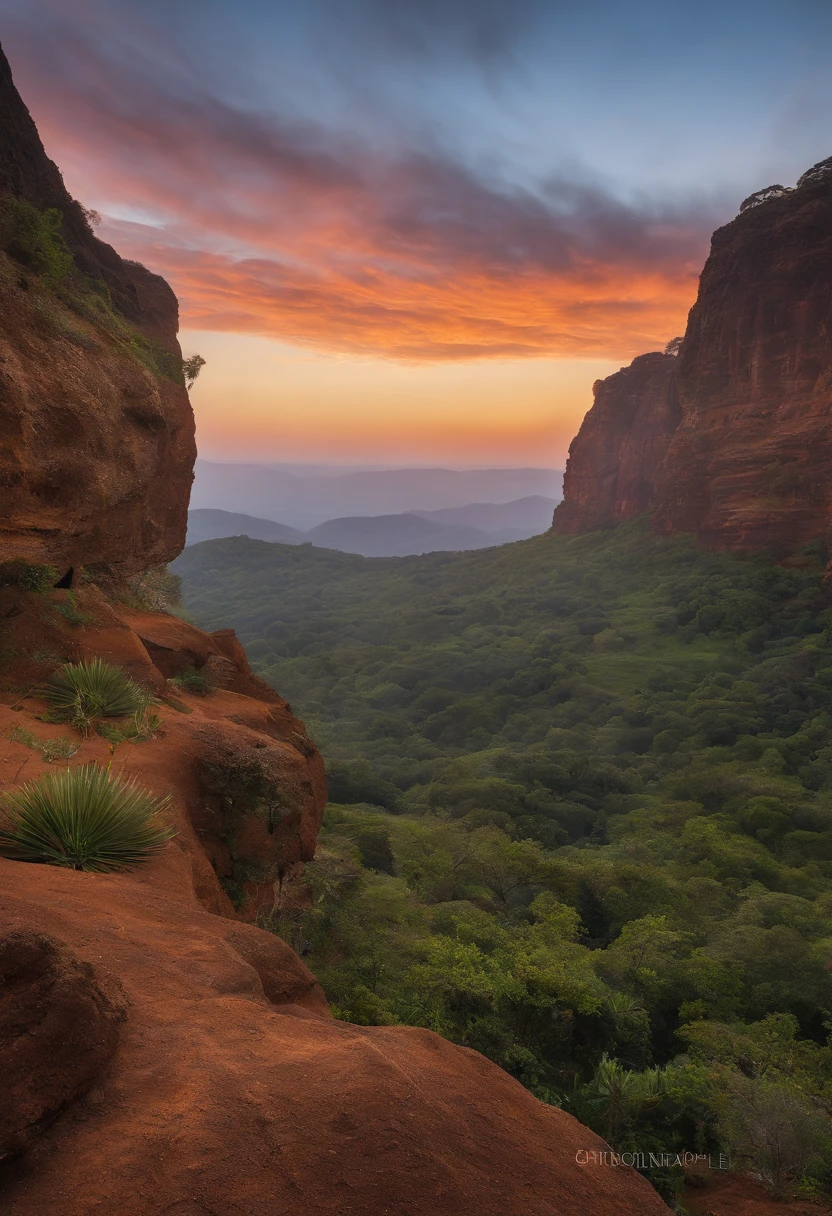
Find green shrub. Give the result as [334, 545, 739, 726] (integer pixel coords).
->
[0, 762, 174, 871]
[44, 658, 148, 736]
[122, 564, 182, 612]
[38, 736, 81, 763]
[182, 353, 206, 388]
[355, 827, 396, 873]
[169, 667, 212, 696]
[9, 725, 79, 763]
[0, 197, 73, 281]
[718, 1079, 829, 1198]
[55, 591, 94, 626]
[96, 707, 163, 745]
[0, 559, 58, 592]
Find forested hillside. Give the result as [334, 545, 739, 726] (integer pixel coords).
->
[175, 524, 832, 1202]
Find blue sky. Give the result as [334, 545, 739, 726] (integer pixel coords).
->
[1, 0, 830, 463]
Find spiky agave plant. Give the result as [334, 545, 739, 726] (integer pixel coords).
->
[0, 763, 175, 871]
[44, 657, 147, 735]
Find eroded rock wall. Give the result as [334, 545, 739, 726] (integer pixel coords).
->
[654, 159, 832, 549]
[553, 157, 832, 551]
[0, 43, 195, 578]
[553, 352, 680, 534]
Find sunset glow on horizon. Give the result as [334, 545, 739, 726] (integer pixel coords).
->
[179, 331, 621, 465]
[2, 0, 831, 465]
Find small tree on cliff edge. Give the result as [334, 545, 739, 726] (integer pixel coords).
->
[183, 353, 206, 389]
[664, 336, 683, 356]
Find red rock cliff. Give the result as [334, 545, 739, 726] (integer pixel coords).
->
[0, 44, 195, 579]
[553, 352, 680, 534]
[554, 157, 832, 550]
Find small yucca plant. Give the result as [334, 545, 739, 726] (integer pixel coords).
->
[45, 658, 147, 735]
[0, 763, 175, 872]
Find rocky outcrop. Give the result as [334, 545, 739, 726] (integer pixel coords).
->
[0, 587, 327, 922]
[554, 156, 832, 550]
[0, 859, 667, 1216]
[553, 352, 680, 534]
[653, 157, 832, 549]
[0, 931, 127, 1160]
[0, 43, 195, 578]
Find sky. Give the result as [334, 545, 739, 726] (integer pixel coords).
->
[2, 0, 831, 465]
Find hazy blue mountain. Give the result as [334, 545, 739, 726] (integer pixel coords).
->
[304, 513, 508, 557]
[191, 461, 562, 529]
[413, 495, 558, 534]
[186, 494, 557, 556]
[186, 509, 304, 546]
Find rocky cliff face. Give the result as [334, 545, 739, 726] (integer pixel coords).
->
[0, 44, 195, 579]
[553, 352, 680, 535]
[554, 157, 832, 550]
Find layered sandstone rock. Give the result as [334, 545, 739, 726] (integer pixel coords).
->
[553, 352, 680, 534]
[554, 157, 832, 551]
[0, 44, 195, 578]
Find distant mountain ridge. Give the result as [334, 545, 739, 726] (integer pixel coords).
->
[186, 510, 305, 547]
[187, 495, 559, 557]
[412, 496, 557, 533]
[304, 514, 502, 557]
[192, 461, 562, 530]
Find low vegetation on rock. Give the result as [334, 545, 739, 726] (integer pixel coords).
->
[0, 559, 58, 593]
[8, 725, 79, 764]
[0, 196, 73, 282]
[0, 762, 174, 871]
[169, 666, 213, 697]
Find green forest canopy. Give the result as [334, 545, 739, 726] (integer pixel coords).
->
[174, 521, 832, 1202]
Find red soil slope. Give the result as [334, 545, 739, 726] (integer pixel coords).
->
[683, 1167, 831, 1216]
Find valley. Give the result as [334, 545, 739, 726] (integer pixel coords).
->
[177, 519, 832, 1208]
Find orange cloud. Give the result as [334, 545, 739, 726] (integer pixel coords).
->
[110, 224, 698, 361]
[9, 23, 712, 362]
